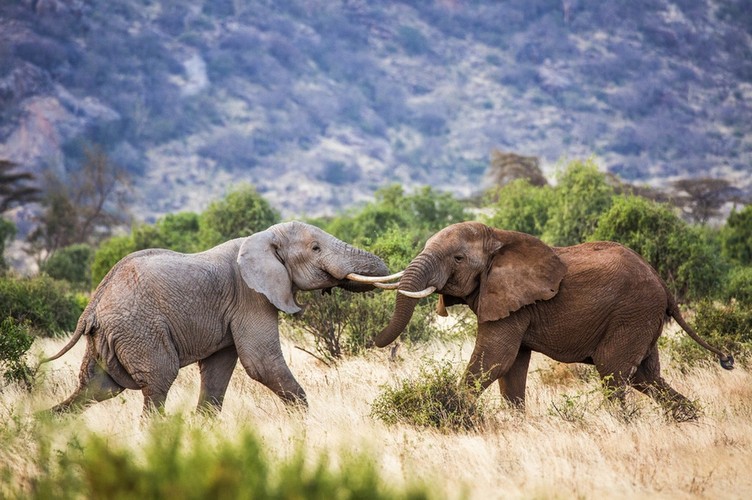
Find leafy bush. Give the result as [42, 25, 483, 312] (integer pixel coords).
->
[198, 184, 280, 248]
[0, 317, 33, 387]
[134, 212, 202, 253]
[663, 300, 752, 369]
[591, 195, 725, 301]
[324, 184, 467, 250]
[484, 159, 616, 245]
[90, 235, 135, 288]
[370, 361, 490, 431]
[40, 244, 94, 291]
[723, 266, 752, 306]
[543, 159, 615, 246]
[293, 289, 440, 361]
[722, 204, 752, 265]
[484, 178, 553, 237]
[0, 276, 84, 337]
[12, 418, 430, 499]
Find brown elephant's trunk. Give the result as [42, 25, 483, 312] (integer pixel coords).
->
[374, 254, 434, 348]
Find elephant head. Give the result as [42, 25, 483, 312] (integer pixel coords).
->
[238, 221, 393, 314]
[375, 221, 567, 347]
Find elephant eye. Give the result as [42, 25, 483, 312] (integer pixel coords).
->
[312, 243, 321, 253]
[453, 254, 464, 263]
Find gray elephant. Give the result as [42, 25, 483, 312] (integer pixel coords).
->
[376, 221, 733, 421]
[41, 221, 395, 415]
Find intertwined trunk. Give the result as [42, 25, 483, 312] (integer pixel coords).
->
[375, 254, 434, 347]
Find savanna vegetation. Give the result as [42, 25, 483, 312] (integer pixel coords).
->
[1, 157, 751, 498]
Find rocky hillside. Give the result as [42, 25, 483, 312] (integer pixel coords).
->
[0, 0, 750, 221]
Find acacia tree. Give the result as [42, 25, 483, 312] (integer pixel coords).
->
[28, 146, 131, 262]
[0, 160, 40, 212]
[0, 160, 40, 271]
[671, 178, 737, 224]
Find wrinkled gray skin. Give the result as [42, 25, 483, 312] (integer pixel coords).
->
[377, 222, 733, 421]
[43, 221, 389, 416]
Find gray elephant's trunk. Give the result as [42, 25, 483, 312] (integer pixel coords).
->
[375, 254, 433, 347]
[328, 238, 390, 292]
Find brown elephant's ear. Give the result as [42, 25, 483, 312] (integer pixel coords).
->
[477, 230, 566, 323]
[237, 230, 301, 314]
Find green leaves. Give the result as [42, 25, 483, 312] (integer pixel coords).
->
[370, 360, 489, 431]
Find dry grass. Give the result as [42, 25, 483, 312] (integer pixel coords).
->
[3, 331, 752, 499]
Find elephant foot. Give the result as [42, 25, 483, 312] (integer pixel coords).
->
[667, 399, 701, 422]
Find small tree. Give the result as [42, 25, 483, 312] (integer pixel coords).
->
[671, 178, 736, 224]
[41, 243, 94, 290]
[198, 184, 279, 249]
[591, 196, 725, 301]
[0, 317, 34, 388]
[722, 204, 752, 265]
[543, 159, 615, 246]
[484, 179, 553, 237]
[0, 160, 39, 271]
[90, 235, 136, 287]
[29, 146, 131, 260]
[0, 160, 40, 212]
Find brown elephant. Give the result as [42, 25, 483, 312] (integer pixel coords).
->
[375, 221, 733, 420]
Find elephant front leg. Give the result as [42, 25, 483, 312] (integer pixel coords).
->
[239, 350, 307, 408]
[197, 346, 239, 413]
[463, 319, 527, 400]
[233, 316, 308, 409]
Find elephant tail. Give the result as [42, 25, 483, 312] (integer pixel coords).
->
[669, 306, 734, 370]
[37, 314, 95, 367]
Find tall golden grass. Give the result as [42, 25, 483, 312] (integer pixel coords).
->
[3, 324, 751, 499]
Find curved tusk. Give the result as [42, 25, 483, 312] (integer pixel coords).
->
[372, 282, 400, 290]
[345, 271, 405, 283]
[398, 286, 436, 299]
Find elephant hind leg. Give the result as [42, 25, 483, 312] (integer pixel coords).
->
[197, 346, 238, 413]
[631, 347, 700, 422]
[50, 358, 125, 414]
[137, 366, 179, 416]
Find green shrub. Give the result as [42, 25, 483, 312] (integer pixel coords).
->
[41, 244, 94, 291]
[0, 317, 34, 387]
[323, 184, 467, 251]
[543, 159, 615, 246]
[370, 360, 489, 431]
[90, 235, 135, 288]
[722, 204, 752, 265]
[14, 418, 430, 499]
[484, 178, 553, 237]
[292, 289, 441, 361]
[591, 195, 725, 301]
[0, 276, 84, 337]
[663, 300, 752, 369]
[198, 184, 280, 249]
[723, 266, 752, 306]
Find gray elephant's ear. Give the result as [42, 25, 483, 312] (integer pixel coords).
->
[477, 230, 566, 323]
[237, 230, 301, 314]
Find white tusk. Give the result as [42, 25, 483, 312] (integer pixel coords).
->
[398, 286, 436, 299]
[345, 271, 405, 283]
[372, 282, 400, 289]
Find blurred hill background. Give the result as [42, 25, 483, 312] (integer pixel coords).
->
[1, 0, 750, 222]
